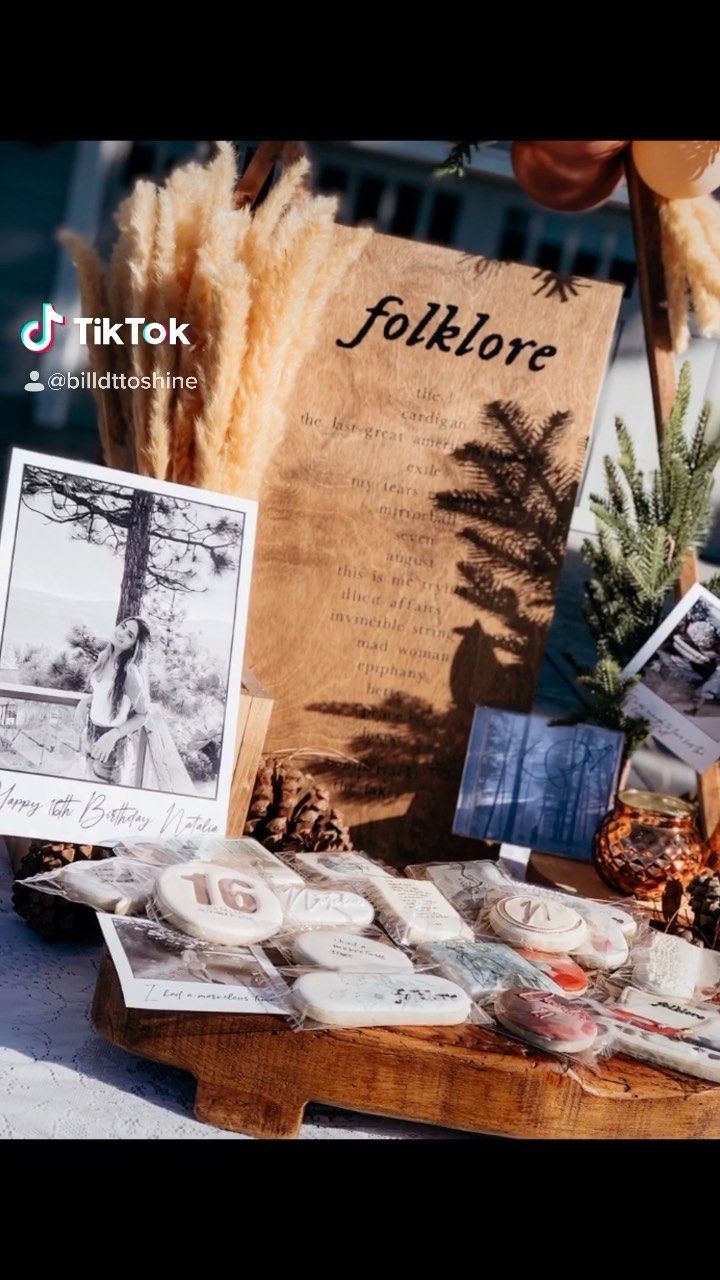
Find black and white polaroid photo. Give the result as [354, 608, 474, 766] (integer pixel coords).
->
[97, 915, 287, 1014]
[623, 582, 720, 770]
[0, 449, 257, 843]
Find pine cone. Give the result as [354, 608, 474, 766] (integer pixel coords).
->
[12, 841, 108, 942]
[688, 871, 720, 949]
[244, 757, 352, 853]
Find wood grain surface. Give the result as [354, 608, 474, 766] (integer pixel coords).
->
[92, 950, 720, 1140]
[246, 231, 622, 862]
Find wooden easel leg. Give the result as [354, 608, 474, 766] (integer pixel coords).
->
[193, 1079, 307, 1139]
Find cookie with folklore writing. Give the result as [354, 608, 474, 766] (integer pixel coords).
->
[291, 970, 471, 1027]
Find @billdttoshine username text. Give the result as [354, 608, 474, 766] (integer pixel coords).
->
[42, 371, 198, 391]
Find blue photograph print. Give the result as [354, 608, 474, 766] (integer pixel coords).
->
[453, 708, 624, 861]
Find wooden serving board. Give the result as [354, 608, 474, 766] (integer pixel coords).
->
[92, 952, 720, 1139]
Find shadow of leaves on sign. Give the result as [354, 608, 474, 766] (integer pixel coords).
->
[305, 398, 578, 853]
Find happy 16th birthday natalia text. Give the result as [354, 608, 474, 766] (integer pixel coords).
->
[0, 779, 219, 835]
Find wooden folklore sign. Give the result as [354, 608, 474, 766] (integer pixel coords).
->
[246, 229, 622, 860]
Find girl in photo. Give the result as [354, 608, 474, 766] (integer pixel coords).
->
[74, 617, 152, 784]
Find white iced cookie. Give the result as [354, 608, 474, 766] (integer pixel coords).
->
[573, 918, 629, 971]
[595, 904, 637, 939]
[366, 878, 473, 944]
[292, 930, 412, 971]
[152, 861, 284, 945]
[632, 931, 702, 1000]
[291, 971, 471, 1027]
[294, 852, 391, 881]
[59, 858, 155, 915]
[407, 860, 508, 917]
[277, 886, 374, 930]
[489, 895, 588, 954]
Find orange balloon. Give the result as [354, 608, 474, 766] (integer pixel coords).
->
[632, 140, 720, 199]
[511, 141, 624, 212]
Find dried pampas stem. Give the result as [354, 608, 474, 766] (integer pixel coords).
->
[60, 141, 370, 500]
[660, 194, 720, 353]
[56, 230, 130, 470]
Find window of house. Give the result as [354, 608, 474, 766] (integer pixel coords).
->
[609, 256, 637, 298]
[122, 143, 156, 185]
[390, 183, 423, 238]
[498, 207, 529, 261]
[428, 191, 460, 245]
[572, 248, 600, 278]
[353, 175, 384, 224]
[536, 240, 562, 271]
[317, 164, 348, 195]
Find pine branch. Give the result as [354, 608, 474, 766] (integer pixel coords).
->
[568, 363, 720, 754]
[436, 141, 481, 179]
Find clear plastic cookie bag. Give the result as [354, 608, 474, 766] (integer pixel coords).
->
[411, 933, 595, 1001]
[15, 855, 160, 917]
[481, 983, 620, 1070]
[114, 835, 304, 890]
[357, 874, 475, 948]
[262, 960, 486, 1032]
[477, 882, 641, 976]
[590, 982, 720, 1084]
[404, 858, 509, 920]
[285, 849, 400, 885]
[408, 857, 643, 950]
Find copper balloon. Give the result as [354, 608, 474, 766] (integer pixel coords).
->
[511, 141, 624, 212]
[538, 140, 629, 164]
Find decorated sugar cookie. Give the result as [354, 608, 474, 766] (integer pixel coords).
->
[277, 886, 374, 930]
[516, 949, 589, 997]
[153, 861, 284, 946]
[573, 919, 629, 971]
[494, 988, 598, 1053]
[291, 971, 471, 1027]
[291, 930, 412, 971]
[367, 877, 473, 944]
[418, 938, 563, 998]
[489, 895, 587, 954]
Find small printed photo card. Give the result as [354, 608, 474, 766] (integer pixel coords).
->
[98, 914, 288, 1014]
[0, 449, 257, 843]
[622, 582, 720, 770]
[453, 707, 624, 861]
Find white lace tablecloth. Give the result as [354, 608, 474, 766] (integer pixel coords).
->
[0, 854, 468, 1140]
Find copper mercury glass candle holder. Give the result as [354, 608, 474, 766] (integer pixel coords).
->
[593, 789, 706, 901]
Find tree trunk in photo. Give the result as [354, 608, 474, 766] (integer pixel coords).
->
[116, 492, 154, 621]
